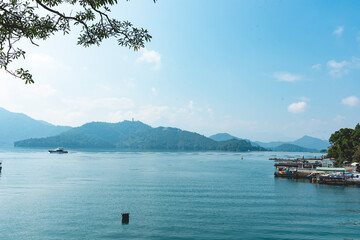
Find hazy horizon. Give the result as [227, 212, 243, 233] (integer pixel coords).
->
[0, 106, 329, 142]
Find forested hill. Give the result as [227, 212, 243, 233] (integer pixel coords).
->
[270, 144, 317, 153]
[14, 121, 266, 152]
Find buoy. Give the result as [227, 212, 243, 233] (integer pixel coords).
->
[122, 213, 130, 224]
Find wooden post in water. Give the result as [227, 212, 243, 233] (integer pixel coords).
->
[122, 213, 130, 224]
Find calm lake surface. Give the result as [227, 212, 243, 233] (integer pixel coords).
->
[0, 149, 359, 240]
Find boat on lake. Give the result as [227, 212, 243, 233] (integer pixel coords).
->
[48, 147, 68, 154]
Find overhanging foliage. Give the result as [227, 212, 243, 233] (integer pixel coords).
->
[0, 0, 155, 83]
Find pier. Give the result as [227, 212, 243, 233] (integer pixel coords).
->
[271, 158, 360, 186]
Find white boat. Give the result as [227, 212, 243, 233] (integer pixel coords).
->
[48, 147, 68, 154]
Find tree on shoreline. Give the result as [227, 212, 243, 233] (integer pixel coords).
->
[327, 124, 360, 164]
[0, 0, 156, 83]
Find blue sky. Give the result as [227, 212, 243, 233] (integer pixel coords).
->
[1, 0, 360, 141]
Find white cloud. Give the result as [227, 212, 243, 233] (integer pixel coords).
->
[288, 101, 307, 114]
[28, 53, 64, 70]
[110, 100, 215, 133]
[333, 26, 344, 36]
[25, 97, 136, 126]
[0, 70, 59, 123]
[99, 84, 111, 92]
[327, 60, 347, 69]
[135, 105, 169, 122]
[323, 57, 360, 77]
[207, 108, 214, 119]
[327, 59, 348, 77]
[334, 115, 345, 123]
[312, 64, 321, 70]
[121, 78, 136, 89]
[136, 48, 161, 70]
[0, 71, 57, 101]
[0, 74, 218, 130]
[62, 97, 135, 112]
[9, 95, 216, 131]
[341, 96, 359, 107]
[151, 87, 157, 96]
[188, 100, 194, 110]
[273, 72, 303, 82]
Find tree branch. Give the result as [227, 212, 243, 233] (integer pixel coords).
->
[35, 0, 95, 43]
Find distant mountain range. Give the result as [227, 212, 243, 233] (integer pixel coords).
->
[209, 133, 329, 152]
[0, 107, 71, 146]
[15, 121, 266, 152]
[1, 107, 329, 152]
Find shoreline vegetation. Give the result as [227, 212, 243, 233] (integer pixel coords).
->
[327, 124, 360, 165]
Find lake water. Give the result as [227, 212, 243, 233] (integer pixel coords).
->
[0, 149, 359, 240]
